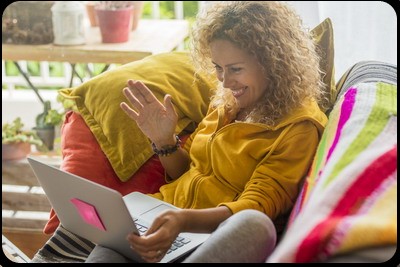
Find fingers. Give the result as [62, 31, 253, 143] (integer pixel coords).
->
[127, 217, 173, 261]
[164, 94, 176, 117]
[127, 231, 170, 252]
[144, 214, 166, 236]
[127, 233, 170, 263]
[122, 87, 143, 110]
[140, 248, 166, 263]
[120, 102, 138, 120]
[121, 80, 156, 121]
[127, 80, 157, 105]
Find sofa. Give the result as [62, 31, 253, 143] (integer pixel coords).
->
[28, 22, 396, 263]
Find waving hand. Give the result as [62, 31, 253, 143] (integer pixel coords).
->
[120, 80, 178, 144]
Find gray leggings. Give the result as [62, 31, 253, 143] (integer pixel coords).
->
[85, 209, 276, 263]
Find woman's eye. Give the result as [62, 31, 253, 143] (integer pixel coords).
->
[231, 67, 242, 73]
[214, 65, 223, 72]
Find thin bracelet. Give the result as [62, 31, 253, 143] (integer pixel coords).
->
[151, 135, 181, 157]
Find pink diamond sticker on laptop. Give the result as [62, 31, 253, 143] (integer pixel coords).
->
[70, 198, 106, 231]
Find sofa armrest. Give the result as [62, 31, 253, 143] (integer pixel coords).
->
[267, 62, 397, 263]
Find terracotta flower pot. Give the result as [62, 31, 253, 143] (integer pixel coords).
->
[132, 1, 144, 31]
[95, 6, 133, 43]
[85, 2, 98, 27]
[2, 142, 31, 161]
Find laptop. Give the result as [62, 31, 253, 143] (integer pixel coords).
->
[27, 157, 210, 263]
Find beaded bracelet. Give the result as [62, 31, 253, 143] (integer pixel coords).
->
[151, 135, 181, 157]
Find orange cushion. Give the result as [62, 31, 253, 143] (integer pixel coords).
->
[44, 111, 167, 234]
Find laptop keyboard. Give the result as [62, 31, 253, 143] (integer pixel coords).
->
[134, 218, 191, 255]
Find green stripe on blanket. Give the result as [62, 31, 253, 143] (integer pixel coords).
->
[325, 83, 397, 186]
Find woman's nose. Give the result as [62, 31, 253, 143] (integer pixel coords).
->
[222, 72, 234, 88]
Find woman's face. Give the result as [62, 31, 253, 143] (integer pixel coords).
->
[210, 39, 268, 110]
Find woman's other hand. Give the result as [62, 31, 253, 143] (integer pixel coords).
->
[120, 80, 178, 144]
[127, 209, 184, 263]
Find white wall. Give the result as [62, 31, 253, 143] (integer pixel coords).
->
[287, 1, 397, 81]
[2, 90, 62, 130]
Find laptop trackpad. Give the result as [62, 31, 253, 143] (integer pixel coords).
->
[140, 204, 176, 224]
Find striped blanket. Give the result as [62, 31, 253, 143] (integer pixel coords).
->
[267, 81, 397, 263]
[30, 225, 94, 263]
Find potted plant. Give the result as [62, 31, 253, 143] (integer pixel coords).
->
[2, 117, 43, 161]
[85, 1, 143, 30]
[33, 97, 69, 151]
[94, 1, 134, 43]
[34, 101, 58, 152]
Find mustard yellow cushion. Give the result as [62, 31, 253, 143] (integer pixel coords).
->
[60, 52, 217, 182]
[311, 18, 336, 112]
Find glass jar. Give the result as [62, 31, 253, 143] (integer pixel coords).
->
[51, 1, 85, 45]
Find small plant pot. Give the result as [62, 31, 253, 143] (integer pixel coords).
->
[132, 1, 144, 31]
[2, 142, 31, 161]
[34, 127, 55, 151]
[95, 6, 133, 43]
[85, 2, 98, 27]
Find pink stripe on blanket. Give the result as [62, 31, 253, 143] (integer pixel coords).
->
[326, 88, 357, 161]
[288, 89, 357, 225]
[294, 145, 397, 262]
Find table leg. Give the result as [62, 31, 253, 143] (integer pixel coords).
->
[69, 63, 110, 87]
[100, 64, 111, 73]
[13, 61, 45, 105]
[69, 63, 85, 87]
[13, 61, 112, 94]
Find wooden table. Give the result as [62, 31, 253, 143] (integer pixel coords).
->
[2, 19, 189, 96]
[2, 19, 189, 64]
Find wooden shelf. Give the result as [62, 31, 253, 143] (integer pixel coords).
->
[2, 19, 189, 64]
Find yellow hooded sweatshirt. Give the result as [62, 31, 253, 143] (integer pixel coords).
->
[151, 100, 327, 230]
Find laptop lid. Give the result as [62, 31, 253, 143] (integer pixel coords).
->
[27, 157, 209, 263]
[27, 157, 149, 262]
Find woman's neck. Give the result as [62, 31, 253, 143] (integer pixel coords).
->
[235, 110, 248, 121]
[235, 103, 257, 122]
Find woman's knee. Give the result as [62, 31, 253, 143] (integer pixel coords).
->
[228, 210, 275, 230]
[184, 210, 277, 263]
[222, 209, 277, 245]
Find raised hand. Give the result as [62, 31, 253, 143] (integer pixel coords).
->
[120, 80, 178, 145]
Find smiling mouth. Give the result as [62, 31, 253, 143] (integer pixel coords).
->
[232, 87, 247, 98]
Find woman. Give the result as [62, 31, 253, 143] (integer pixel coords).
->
[86, 1, 327, 263]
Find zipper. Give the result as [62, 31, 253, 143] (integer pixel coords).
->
[208, 133, 216, 143]
[186, 132, 216, 208]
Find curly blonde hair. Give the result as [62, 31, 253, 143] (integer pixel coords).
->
[190, 1, 326, 126]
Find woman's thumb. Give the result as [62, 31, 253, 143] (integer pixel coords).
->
[164, 94, 176, 114]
